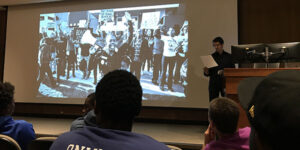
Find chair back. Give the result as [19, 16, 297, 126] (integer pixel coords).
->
[28, 137, 57, 150]
[0, 134, 21, 150]
[167, 145, 182, 150]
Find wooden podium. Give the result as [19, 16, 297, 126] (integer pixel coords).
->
[224, 68, 300, 128]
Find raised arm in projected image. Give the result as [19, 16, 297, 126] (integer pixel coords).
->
[37, 3, 189, 101]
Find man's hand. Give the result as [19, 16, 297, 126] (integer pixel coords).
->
[203, 67, 209, 75]
[217, 69, 224, 76]
[202, 124, 216, 150]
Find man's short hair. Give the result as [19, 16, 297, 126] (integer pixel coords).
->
[86, 93, 96, 107]
[0, 82, 15, 113]
[83, 93, 96, 113]
[209, 97, 240, 134]
[213, 37, 224, 45]
[95, 70, 142, 120]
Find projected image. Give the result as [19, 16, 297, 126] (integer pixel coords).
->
[37, 3, 188, 100]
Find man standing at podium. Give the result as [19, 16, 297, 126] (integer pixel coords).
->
[204, 37, 234, 101]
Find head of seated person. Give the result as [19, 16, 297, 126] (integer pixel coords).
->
[238, 70, 300, 150]
[52, 70, 169, 150]
[209, 97, 240, 138]
[203, 97, 250, 150]
[0, 82, 15, 116]
[82, 93, 96, 116]
[94, 69, 142, 131]
[0, 82, 36, 150]
[70, 93, 97, 131]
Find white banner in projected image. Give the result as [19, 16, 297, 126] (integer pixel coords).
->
[37, 3, 189, 101]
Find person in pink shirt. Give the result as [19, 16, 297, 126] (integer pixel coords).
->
[202, 97, 250, 150]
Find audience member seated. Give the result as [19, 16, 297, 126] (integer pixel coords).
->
[238, 70, 300, 150]
[50, 70, 170, 150]
[70, 93, 96, 131]
[0, 82, 36, 150]
[202, 97, 250, 150]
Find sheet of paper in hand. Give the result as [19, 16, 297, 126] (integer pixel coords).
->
[200, 55, 218, 68]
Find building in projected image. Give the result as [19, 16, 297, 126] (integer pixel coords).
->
[37, 3, 189, 100]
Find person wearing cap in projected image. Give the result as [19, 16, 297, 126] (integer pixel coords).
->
[238, 70, 300, 150]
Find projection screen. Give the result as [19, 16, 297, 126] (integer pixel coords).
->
[4, 0, 237, 108]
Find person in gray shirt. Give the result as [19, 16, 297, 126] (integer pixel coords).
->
[152, 29, 164, 85]
[70, 93, 97, 131]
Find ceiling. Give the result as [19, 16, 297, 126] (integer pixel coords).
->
[0, 0, 66, 6]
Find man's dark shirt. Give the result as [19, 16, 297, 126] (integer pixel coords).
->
[205, 51, 234, 78]
[70, 110, 97, 131]
[51, 126, 170, 150]
[204, 51, 234, 100]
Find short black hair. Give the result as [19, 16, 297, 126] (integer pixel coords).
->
[95, 70, 142, 120]
[0, 82, 15, 114]
[84, 93, 96, 110]
[86, 93, 96, 106]
[209, 97, 240, 134]
[213, 37, 224, 45]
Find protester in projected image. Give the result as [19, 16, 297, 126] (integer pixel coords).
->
[160, 27, 178, 92]
[130, 29, 147, 80]
[80, 43, 91, 79]
[174, 22, 188, 84]
[142, 29, 154, 73]
[73, 29, 81, 70]
[86, 45, 102, 84]
[152, 29, 164, 85]
[66, 30, 77, 80]
[37, 4, 188, 99]
[56, 25, 68, 84]
[103, 34, 121, 72]
[38, 37, 56, 87]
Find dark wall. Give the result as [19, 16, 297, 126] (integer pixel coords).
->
[0, 7, 7, 82]
[238, 0, 300, 44]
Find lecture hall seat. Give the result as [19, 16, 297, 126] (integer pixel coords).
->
[0, 134, 21, 150]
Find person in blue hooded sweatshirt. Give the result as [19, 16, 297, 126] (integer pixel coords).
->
[0, 82, 36, 150]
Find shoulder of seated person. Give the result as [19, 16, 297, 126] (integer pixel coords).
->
[13, 120, 35, 135]
[238, 127, 251, 134]
[72, 117, 84, 122]
[14, 120, 33, 127]
[204, 141, 221, 150]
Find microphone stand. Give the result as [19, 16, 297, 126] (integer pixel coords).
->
[246, 47, 286, 68]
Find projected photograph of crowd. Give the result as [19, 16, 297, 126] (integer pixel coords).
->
[37, 3, 188, 100]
